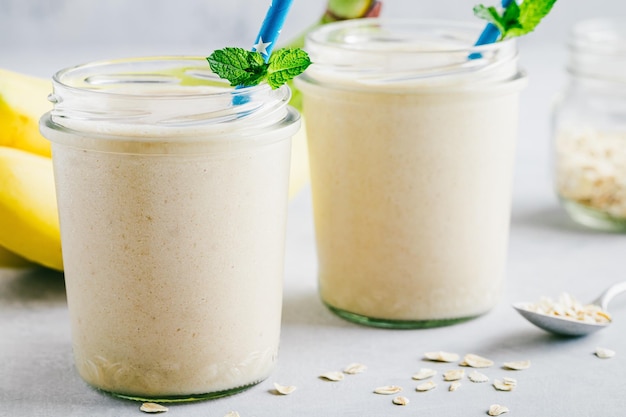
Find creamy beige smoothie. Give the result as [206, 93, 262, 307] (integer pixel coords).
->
[41, 57, 298, 399]
[298, 20, 526, 327]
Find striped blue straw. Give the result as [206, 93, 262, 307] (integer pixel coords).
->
[233, 0, 294, 104]
[252, 0, 294, 62]
[474, 0, 514, 46]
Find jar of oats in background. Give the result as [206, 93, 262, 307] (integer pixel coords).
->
[553, 18, 626, 231]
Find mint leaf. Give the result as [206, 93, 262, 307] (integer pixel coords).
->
[474, 0, 557, 40]
[206, 47, 267, 87]
[507, 0, 557, 38]
[473, 5, 507, 34]
[267, 48, 312, 89]
[206, 47, 311, 89]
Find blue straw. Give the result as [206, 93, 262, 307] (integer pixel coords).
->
[474, 0, 514, 46]
[233, 0, 294, 105]
[252, 0, 294, 62]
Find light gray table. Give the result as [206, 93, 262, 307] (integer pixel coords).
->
[2, 43, 626, 417]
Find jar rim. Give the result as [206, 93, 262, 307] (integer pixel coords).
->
[300, 18, 523, 91]
[45, 56, 297, 139]
[51, 55, 274, 100]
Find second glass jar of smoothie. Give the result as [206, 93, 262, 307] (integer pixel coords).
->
[297, 19, 527, 328]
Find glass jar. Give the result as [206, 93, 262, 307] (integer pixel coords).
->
[297, 19, 527, 328]
[40, 57, 299, 401]
[553, 19, 626, 231]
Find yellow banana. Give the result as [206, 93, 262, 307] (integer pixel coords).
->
[0, 68, 52, 157]
[0, 146, 62, 270]
[0, 244, 33, 269]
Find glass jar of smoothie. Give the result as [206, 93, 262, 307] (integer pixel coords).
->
[553, 18, 626, 231]
[40, 57, 299, 401]
[297, 19, 527, 328]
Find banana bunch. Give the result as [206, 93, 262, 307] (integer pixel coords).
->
[0, 68, 62, 270]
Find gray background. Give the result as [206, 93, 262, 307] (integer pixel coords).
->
[2, 1, 626, 417]
[0, 0, 620, 76]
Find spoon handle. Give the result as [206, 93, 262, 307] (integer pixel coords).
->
[593, 281, 626, 311]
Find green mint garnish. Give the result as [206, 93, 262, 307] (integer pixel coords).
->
[206, 47, 311, 89]
[474, 0, 557, 40]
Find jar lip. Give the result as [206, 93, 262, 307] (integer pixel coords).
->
[306, 18, 516, 55]
[569, 18, 626, 54]
[52, 55, 271, 99]
[46, 55, 295, 134]
[51, 55, 274, 100]
[301, 18, 521, 90]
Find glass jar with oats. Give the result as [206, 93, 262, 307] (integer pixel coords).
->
[553, 18, 626, 231]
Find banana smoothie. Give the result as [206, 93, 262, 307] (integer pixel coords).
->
[41, 57, 299, 400]
[297, 20, 527, 327]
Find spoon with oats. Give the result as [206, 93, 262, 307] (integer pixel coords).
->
[513, 281, 626, 336]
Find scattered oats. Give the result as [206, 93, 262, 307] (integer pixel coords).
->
[518, 293, 612, 325]
[424, 351, 460, 363]
[493, 379, 514, 392]
[223, 412, 240, 417]
[449, 381, 461, 392]
[373, 385, 403, 395]
[140, 403, 168, 413]
[503, 360, 531, 370]
[443, 369, 465, 381]
[416, 381, 437, 392]
[468, 370, 489, 383]
[458, 360, 469, 366]
[319, 371, 344, 381]
[343, 363, 367, 374]
[464, 353, 494, 368]
[595, 347, 616, 359]
[273, 382, 297, 395]
[487, 404, 510, 416]
[392, 396, 410, 406]
[502, 377, 517, 387]
[412, 368, 437, 380]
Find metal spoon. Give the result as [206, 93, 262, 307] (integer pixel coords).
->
[513, 281, 626, 337]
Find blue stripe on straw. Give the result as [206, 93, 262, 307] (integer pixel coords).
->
[233, 0, 294, 105]
[252, 0, 294, 62]
[474, 0, 514, 46]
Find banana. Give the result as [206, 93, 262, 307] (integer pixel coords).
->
[0, 68, 52, 157]
[0, 146, 62, 270]
[0, 244, 33, 269]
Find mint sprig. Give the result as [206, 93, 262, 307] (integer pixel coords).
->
[474, 0, 557, 40]
[206, 47, 311, 89]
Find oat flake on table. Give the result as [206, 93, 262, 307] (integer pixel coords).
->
[139, 403, 168, 413]
[468, 370, 489, 383]
[503, 360, 531, 370]
[424, 351, 460, 362]
[595, 347, 616, 359]
[319, 371, 344, 381]
[443, 369, 465, 381]
[373, 385, 403, 395]
[273, 382, 297, 395]
[463, 353, 494, 368]
[416, 381, 437, 392]
[343, 363, 367, 374]
[392, 396, 410, 406]
[412, 368, 437, 380]
[449, 381, 461, 392]
[488, 404, 510, 416]
[493, 379, 515, 391]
